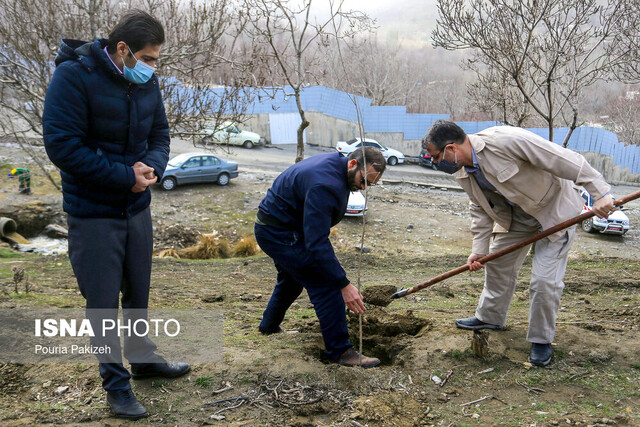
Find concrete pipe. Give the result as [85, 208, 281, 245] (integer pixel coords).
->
[0, 217, 29, 244]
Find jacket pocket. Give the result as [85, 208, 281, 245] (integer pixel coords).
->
[496, 163, 519, 183]
[537, 178, 560, 208]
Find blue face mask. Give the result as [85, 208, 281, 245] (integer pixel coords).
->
[435, 147, 460, 174]
[123, 48, 155, 84]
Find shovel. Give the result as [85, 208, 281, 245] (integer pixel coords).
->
[391, 189, 640, 300]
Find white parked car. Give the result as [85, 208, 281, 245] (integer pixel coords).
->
[580, 189, 630, 235]
[202, 121, 264, 149]
[336, 138, 405, 166]
[345, 191, 367, 216]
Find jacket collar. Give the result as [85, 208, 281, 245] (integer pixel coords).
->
[468, 134, 486, 153]
[454, 134, 485, 180]
[90, 39, 126, 78]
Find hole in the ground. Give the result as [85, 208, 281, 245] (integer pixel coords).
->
[359, 335, 406, 365]
[298, 308, 433, 366]
[349, 307, 432, 337]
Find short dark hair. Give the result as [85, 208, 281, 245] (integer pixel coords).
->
[422, 120, 467, 150]
[107, 9, 165, 54]
[348, 146, 386, 174]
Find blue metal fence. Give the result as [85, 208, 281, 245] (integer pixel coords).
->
[183, 84, 637, 173]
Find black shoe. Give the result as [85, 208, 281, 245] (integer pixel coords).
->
[106, 389, 148, 420]
[455, 316, 503, 330]
[529, 343, 552, 367]
[131, 360, 191, 380]
[258, 325, 283, 335]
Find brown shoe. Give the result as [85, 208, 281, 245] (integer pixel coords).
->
[337, 348, 381, 368]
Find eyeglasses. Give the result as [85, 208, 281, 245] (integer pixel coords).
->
[431, 144, 451, 164]
[432, 150, 444, 164]
[359, 169, 379, 187]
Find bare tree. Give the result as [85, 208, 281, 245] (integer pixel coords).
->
[328, 37, 416, 107]
[146, 0, 259, 144]
[242, 0, 370, 162]
[609, 1, 640, 84]
[605, 87, 640, 146]
[0, 0, 257, 187]
[466, 64, 532, 126]
[433, 0, 633, 146]
[0, 0, 118, 189]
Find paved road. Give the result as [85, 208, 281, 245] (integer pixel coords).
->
[168, 139, 640, 202]
[169, 139, 457, 186]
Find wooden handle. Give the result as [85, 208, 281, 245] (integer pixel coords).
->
[392, 189, 640, 299]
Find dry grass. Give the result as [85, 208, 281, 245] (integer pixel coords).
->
[233, 235, 260, 257]
[156, 248, 181, 259]
[178, 232, 231, 259]
[163, 233, 259, 260]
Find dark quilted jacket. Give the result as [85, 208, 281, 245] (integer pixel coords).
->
[43, 38, 170, 218]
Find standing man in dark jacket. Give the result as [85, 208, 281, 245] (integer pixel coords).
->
[43, 10, 189, 420]
[255, 147, 386, 368]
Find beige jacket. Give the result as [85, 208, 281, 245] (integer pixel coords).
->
[454, 126, 610, 255]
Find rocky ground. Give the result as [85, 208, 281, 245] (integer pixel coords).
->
[0, 143, 639, 426]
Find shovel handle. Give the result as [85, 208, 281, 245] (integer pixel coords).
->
[391, 189, 640, 300]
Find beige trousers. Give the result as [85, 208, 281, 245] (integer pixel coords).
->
[474, 197, 576, 344]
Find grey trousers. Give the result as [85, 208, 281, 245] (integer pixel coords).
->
[475, 223, 576, 344]
[67, 207, 158, 391]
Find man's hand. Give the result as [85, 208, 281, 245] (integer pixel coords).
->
[591, 194, 615, 218]
[131, 164, 157, 193]
[134, 161, 155, 180]
[341, 283, 365, 314]
[467, 253, 486, 272]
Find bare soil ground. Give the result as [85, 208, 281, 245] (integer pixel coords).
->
[1, 150, 639, 426]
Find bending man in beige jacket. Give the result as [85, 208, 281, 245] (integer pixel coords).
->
[423, 120, 614, 366]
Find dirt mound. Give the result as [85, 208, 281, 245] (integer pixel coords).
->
[154, 224, 201, 249]
[362, 285, 396, 307]
[351, 393, 427, 425]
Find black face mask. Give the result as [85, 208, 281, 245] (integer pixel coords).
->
[435, 148, 460, 174]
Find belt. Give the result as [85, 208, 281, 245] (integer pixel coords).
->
[256, 210, 290, 229]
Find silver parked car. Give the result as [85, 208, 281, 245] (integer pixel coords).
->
[160, 152, 238, 191]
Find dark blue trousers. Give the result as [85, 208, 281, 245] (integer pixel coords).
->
[68, 208, 158, 392]
[254, 223, 351, 360]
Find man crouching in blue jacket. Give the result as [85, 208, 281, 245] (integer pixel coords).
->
[43, 10, 189, 420]
[255, 147, 386, 368]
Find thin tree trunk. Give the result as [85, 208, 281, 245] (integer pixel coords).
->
[294, 89, 308, 163]
[296, 120, 309, 163]
[89, 0, 97, 40]
[562, 108, 579, 148]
